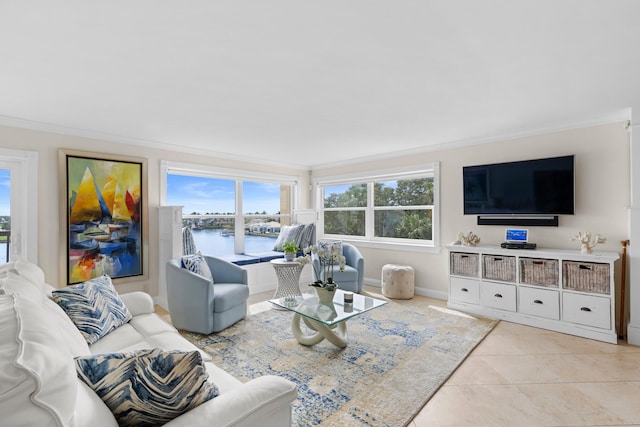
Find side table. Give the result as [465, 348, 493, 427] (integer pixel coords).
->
[270, 259, 304, 309]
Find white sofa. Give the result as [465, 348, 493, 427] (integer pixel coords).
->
[0, 260, 297, 427]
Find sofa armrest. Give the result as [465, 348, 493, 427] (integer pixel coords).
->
[119, 291, 155, 316]
[164, 375, 297, 427]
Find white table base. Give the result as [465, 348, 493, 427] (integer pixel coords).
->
[291, 313, 348, 348]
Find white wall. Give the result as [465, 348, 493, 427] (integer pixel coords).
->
[313, 122, 630, 301]
[0, 124, 309, 296]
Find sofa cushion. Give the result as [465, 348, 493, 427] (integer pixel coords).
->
[0, 271, 90, 357]
[13, 259, 47, 287]
[0, 270, 45, 303]
[181, 251, 213, 281]
[70, 381, 119, 427]
[51, 275, 132, 345]
[75, 349, 218, 427]
[0, 294, 78, 427]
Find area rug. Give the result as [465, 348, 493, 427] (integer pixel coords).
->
[180, 293, 497, 426]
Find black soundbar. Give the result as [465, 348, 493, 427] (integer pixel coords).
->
[478, 216, 558, 227]
[500, 242, 537, 250]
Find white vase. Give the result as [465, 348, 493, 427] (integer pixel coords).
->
[284, 252, 295, 261]
[314, 287, 336, 305]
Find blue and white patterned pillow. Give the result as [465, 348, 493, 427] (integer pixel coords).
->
[75, 349, 218, 427]
[51, 275, 132, 344]
[181, 251, 213, 281]
[317, 240, 343, 265]
[182, 227, 198, 256]
[296, 223, 315, 249]
[273, 224, 304, 251]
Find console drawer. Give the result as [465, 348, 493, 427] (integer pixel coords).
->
[562, 292, 611, 329]
[518, 286, 560, 320]
[450, 277, 480, 304]
[480, 281, 516, 312]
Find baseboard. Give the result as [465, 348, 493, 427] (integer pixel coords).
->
[364, 277, 447, 301]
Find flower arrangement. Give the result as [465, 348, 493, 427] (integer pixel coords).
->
[295, 244, 346, 291]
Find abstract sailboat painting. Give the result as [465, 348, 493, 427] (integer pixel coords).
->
[65, 153, 145, 285]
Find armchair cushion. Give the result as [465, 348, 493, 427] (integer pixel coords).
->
[181, 251, 213, 282]
[76, 349, 218, 427]
[51, 275, 132, 345]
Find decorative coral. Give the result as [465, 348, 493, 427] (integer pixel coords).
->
[572, 231, 606, 254]
[457, 231, 480, 247]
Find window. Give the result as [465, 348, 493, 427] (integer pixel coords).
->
[162, 161, 298, 257]
[0, 149, 38, 265]
[317, 164, 439, 249]
[0, 169, 10, 264]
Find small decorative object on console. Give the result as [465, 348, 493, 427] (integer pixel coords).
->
[343, 292, 354, 304]
[572, 231, 606, 254]
[457, 231, 480, 247]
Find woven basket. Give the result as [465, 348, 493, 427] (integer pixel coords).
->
[482, 255, 516, 282]
[450, 252, 479, 277]
[519, 258, 559, 288]
[562, 261, 610, 294]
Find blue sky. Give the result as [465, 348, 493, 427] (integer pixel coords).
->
[166, 174, 282, 215]
[0, 169, 9, 216]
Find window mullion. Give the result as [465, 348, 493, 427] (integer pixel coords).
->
[366, 182, 375, 239]
[235, 180, 244, 254]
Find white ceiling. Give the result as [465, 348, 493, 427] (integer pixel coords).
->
[1, 1, 638, 169]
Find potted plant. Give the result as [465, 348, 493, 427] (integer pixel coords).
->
[281, 240, 300, 261]
[295, 244, 346, 304]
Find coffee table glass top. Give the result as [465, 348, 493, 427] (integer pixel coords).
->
[269, 289, 387, 326]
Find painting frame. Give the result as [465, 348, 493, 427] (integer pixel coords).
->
[58, 149, 149, 287]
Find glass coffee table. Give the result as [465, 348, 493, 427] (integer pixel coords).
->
[269, 289, 387, 348]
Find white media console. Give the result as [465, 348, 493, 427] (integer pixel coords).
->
[446, 244, 619, 344]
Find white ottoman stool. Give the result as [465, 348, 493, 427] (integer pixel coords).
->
[381, 264, 415, 299]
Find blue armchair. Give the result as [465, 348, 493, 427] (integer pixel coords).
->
[312, 242, 364, 293]
[166, 255, 250, 334]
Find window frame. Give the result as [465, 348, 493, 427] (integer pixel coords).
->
[0, 148, 38, 264]
[315, 163, 440, 253]
[161, 160, 300, 255]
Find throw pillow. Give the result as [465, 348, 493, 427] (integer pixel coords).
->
[181, 251, 213, 282]
[317, 240, 343, 264]
[75, 348, 218, 427]
[273, 224, 304, 251]
[297, 223, 315, 249]
[51, 275, 132, 345]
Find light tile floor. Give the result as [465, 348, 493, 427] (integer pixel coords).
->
[159, 286, 640, 426]
[412, 316, 640, 427]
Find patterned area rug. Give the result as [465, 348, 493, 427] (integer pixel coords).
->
[180, 292, 497, 426]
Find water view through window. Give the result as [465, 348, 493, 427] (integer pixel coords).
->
[190, 229, 277, 257]
[167, 173, 291, 256]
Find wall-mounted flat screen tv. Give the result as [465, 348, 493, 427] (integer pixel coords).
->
[463, 155, 575, 215]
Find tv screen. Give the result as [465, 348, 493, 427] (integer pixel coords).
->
[463, 155, 575, 215]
